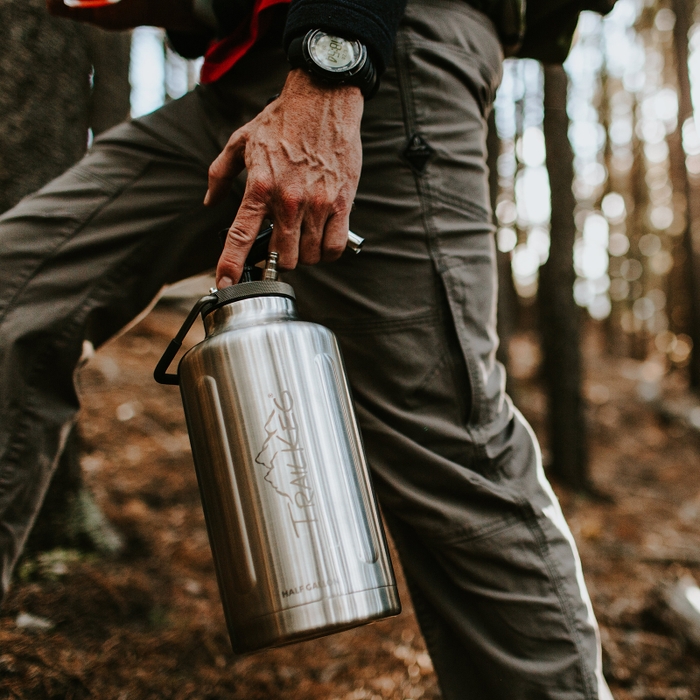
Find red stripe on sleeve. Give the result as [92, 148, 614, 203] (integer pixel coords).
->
[200, 0, 291, 84]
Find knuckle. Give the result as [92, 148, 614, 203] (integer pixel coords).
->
[309, 193, 329, 212]
[323, 242, 345, 261]
[225, 127, 246, 150]
[246, 178, 271, 201]
[217, 253, 240, 275]
[304, 256, 322, 267]
[300, 247, 321, 266]
[217, 257, 238, 277]
[278, 252, 299, 271]
[225, 226, 254, 248]
[332, 194, 352, 214]
[278, 189, 303, 213]
[208, 160, 225, 181]
[326, 239, 346, 256]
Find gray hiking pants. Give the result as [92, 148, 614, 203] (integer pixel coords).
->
[0, 0, 612, 697]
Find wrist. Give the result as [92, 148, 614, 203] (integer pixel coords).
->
[282, 69, 364, 114]
[276, 69, 365, 142]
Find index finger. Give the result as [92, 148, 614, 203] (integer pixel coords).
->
[216, 198, 267, 288]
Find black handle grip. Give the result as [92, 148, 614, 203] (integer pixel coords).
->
[153, 339, 183, 385]
[153, 294, 217, 385]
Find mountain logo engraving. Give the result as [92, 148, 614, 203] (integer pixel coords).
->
[255, 390, 317, 536]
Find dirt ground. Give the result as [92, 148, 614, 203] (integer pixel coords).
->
[1, 298, 700, 700]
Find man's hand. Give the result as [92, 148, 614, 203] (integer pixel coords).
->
[206, 69, 364, 288]
[46, 0, 201, 32]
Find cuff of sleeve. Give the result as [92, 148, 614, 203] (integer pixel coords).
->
[283, 0, 401, 75]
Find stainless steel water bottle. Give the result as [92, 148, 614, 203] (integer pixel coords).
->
[154, 257, 400, 653]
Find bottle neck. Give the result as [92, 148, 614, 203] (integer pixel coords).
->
[203, 295, 299, 336]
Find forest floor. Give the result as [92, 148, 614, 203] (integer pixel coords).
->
[1, 294, 700, 700]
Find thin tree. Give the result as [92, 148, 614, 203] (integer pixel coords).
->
[539, 64, 592, 492]
[486, 110, 519, 375]
[670, 0, 700, 389]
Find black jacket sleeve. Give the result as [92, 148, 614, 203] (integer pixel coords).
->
[169, 0, 407, 76]
[282, 0, 407, 74]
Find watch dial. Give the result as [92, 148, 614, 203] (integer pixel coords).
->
[308, 33, 361, 72]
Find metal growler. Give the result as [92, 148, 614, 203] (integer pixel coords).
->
[154, 241, 400, 654]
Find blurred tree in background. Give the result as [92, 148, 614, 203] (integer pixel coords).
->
[490, 0, 700, 491]
[670, 0, 700, 386]
[0, 0, 130, 213]
[0, 0, 130, 553]
[540, 64, 591, 491]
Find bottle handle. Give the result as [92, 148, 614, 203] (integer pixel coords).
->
[154, 293, 217, 385]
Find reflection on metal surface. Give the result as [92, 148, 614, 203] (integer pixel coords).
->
[195, 375, 256, 594]
[315, 352, 379, 564]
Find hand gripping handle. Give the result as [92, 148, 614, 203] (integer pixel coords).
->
[156, 226, 364, 385]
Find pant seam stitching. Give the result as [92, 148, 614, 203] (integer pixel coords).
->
[523, 504, 597, 699]
[429, 189, 491, 222]
[395, 35, 486, 431]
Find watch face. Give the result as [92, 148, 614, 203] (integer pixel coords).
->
[307, 31, 362, 73]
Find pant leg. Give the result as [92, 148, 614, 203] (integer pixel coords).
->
[286, 0, 612, 697]
[0, 48, 290, 600]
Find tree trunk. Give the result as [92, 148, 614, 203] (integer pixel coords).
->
[539, 64, 591, 492]
[0, 3, 131, 211]
[486, 110, 519, 376]
[0, 0, 130, 554]
[85, 25, 132, 136]
[0, 0, 91, 214]
[670, 0, 700, 389]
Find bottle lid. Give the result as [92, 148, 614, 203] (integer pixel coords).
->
[201, 281, 296, 318]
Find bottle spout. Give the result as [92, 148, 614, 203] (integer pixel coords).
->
[262, 252, 279, 281]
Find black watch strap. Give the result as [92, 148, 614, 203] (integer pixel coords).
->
[288, 30, 379, 99]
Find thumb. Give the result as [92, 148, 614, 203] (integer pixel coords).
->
[205, 127, 248, 207]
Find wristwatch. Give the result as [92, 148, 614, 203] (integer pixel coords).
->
[287, 29, 378, 99]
